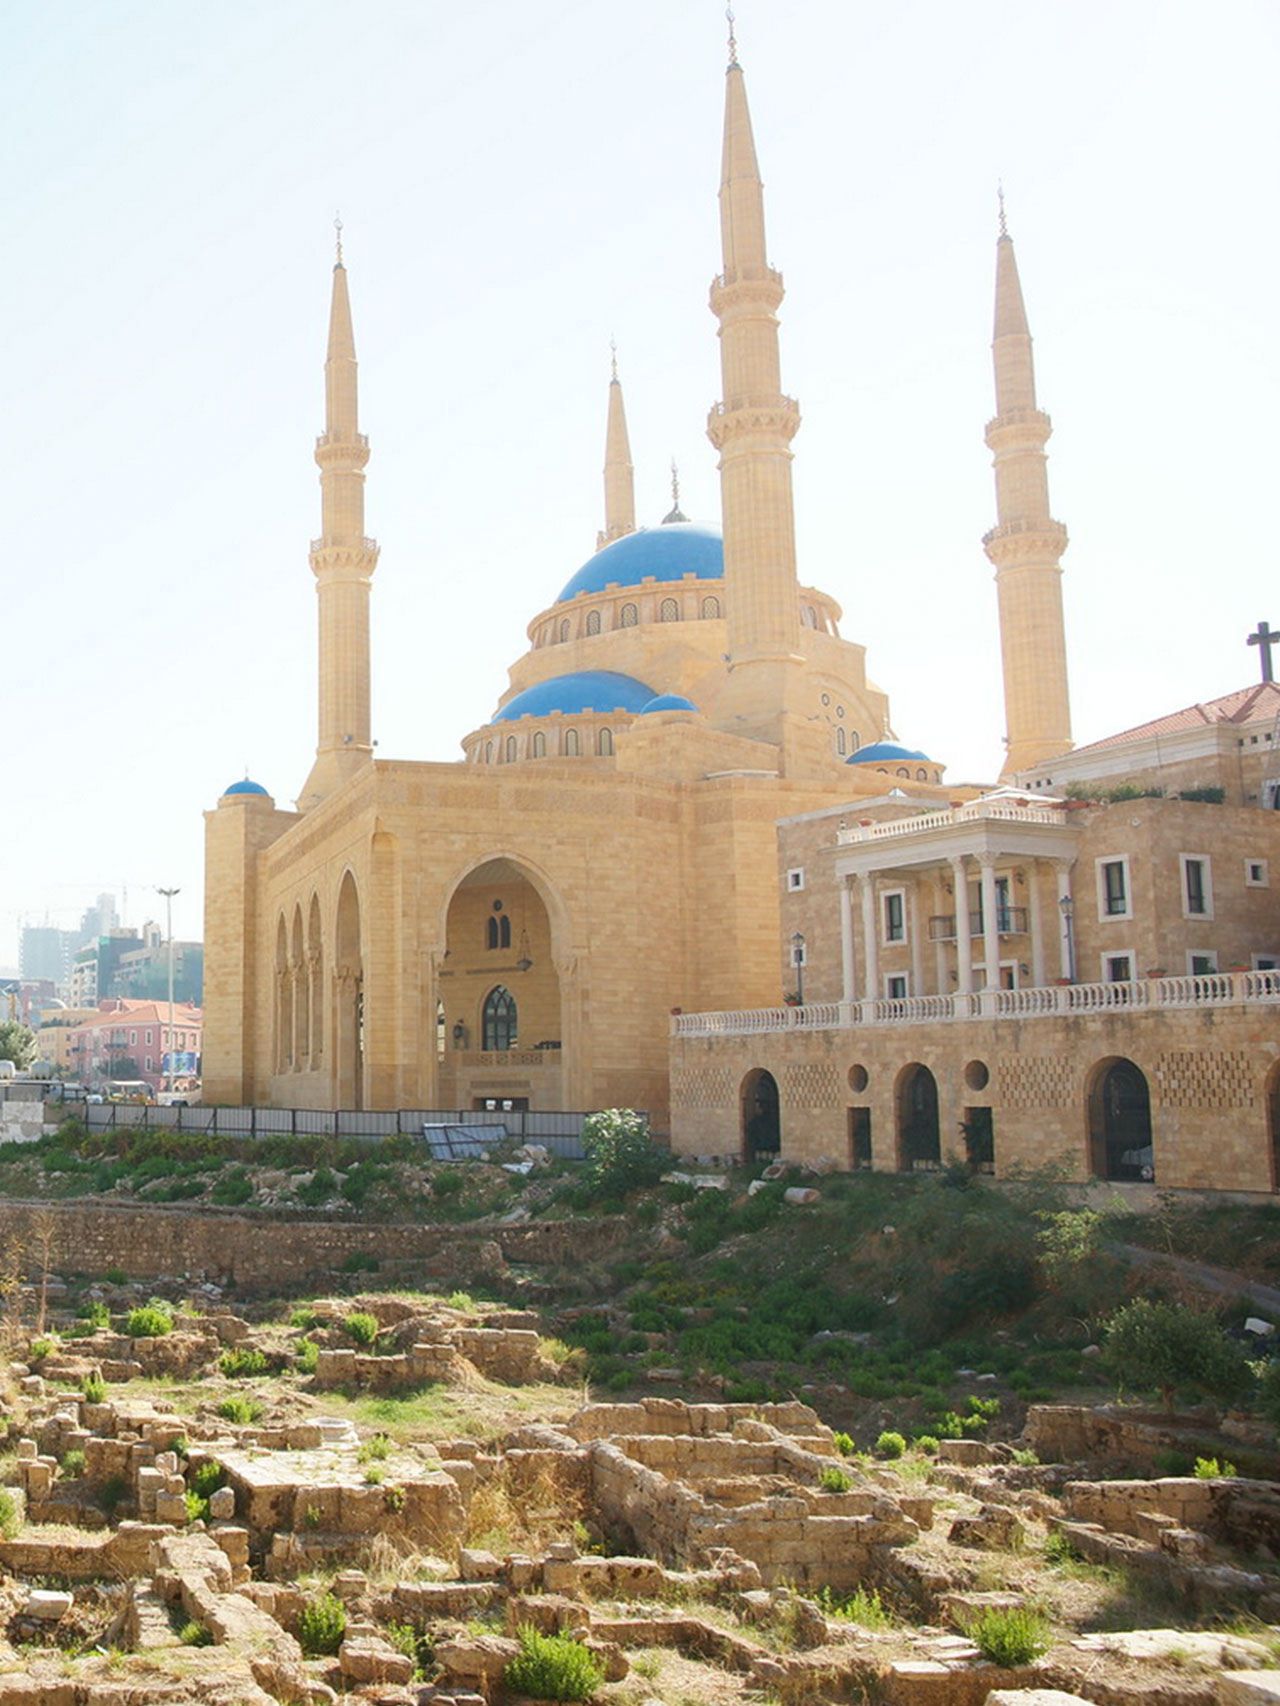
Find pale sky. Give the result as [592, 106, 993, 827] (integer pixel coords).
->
[3, 0, 1278, 968]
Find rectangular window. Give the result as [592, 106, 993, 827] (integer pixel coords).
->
[885, 974, 909, 1000]
[1099, 858, 1130, 918]
[1246, 858, 1269, 887]
[883, 890, 906, 943]
[1103, 953, 1133, 983]
[1188, 951, 1218, 976]
[1181, 854, 1212, 918]
[1254, 954, 1280, 971]
[785, 867, 805, 892]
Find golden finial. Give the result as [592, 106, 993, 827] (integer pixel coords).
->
[610, 335, 618, 383]
[997, 183, 1007, 238]
[726, 5, 739, 66]
[334, 213, 344, 265]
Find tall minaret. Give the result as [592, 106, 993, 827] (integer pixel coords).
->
[706, 24, 805, 749]
[299, 226, 380, 812]
[596, 345, 635, 550]
[983, 201, 1072, 778]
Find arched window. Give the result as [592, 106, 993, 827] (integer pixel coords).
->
[487, 916, 498, 949]
[558, 618, 571, 643]
[484, 741, 493, 763]
[586, 609, 601, 635]
[483, 986, 517, 1051]
[916, 767, 927, 780]
[565, 728, 580, 756]
[504, 735, 517, 762]
[836, 728, 847, 756]
[486, 913, 511, 950]
[660, 597, 679, 622]
[501, 915, 511, 948]
[849, 732, 860, 754]
[598, 727, 614, 756]
[436, 999, 445, 1058]
[532, 731, 546, 758]
[620, 602, 638, 627]
[802, 605, 818, 628]
[701, 595, 721, 619]
[896, 767, 910, 778]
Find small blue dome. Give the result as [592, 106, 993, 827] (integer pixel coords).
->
[557, 522, 723, 603]
[847, 741, 932, 765]
[223, 778, 270, 797]
[493, 670, 658, 723]
[641, 693, 699, 713]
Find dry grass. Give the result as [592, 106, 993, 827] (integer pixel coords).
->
[466, 1461, 586, 1554]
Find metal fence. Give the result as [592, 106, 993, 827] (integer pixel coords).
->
[76, 1101, 599, 1158]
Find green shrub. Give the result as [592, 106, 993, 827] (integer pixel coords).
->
[211, 1168, 253, 1207]
[914, 1434, 939, 1455]
[503, 1626, 606, 1702]
[1194, 1455, 1237, 1478]
[1152, 1448, 1193, 1477]
[0, 1488, 22, 1540]
[219, 1347, 269, 1379]
[816, 1584, 891, 1629]
[831, 1431, 855, 1457]
[104, 1268, 127, 1285]
[98, 1475, 128, 1516]
[184, 1489, 209, 1523]
[1101, 1300, 1252, 1412]
[126, 1300, 174, 1338]
[818, 1465, 852, 1492]
[217, 1396, 262, 1424]
[298, 1593, 347, 1657]
[963, 1604, 1051, 1666]
[344, 1312, 379, 1346]
[83, 1373, 107, 1404]
[178, 1619, 213, 1647]
[60, 1448, 86, 1478]
[340, 1251, 380, 1273]
[358, 1433, 392, 1462]
[581, 1108, 667, 1197]
[296, 1338, 320, 1374]
[189, 1460, 225, 1499]
[77, 1300, 111, 1330]
[431, 1169, 464, 1197]
[289, 1305, 319, 1331]
[875, 1430, 907, 1460]
[26, 1338, 53, 1364]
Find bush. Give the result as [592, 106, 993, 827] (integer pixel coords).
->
[340, 1251, 380, 1273]
[818, 1465, 852, 1492]
[210, 1168, 254, 1207]
[816, 1584, 891, 1629]
[0, 1488, 22, 1540]
[26, 1338, 53, 1364]
[914, 1434, 939, 1455]
[581, 1108, 667, 1197]
[220, 1347, 269, 1379]
[1195, 1455, 1237, 1478]
[344, 1312, 379, 1346]
[126, 1300, 175, 1338]
[296, 1338, 320, 1374]
[78, 1300, 112, 1331]
[60, 1448, 86, 1478]
[875, 1430, 907, 1460]
[83, 1373, 107, 1404]
[217, 1396, 262, 1424]
[189, 1461, 225, 1500]
[832, 1431, 855, 1457]
[179, 1619, 213, 1646]
[963, 1605, 1051, 1666]
[1101, 1299, 1252, 1412]
[298, 1592, 347, 1657]
[504, 1626, 606, 1702]
[289, 1305, 319, 1331]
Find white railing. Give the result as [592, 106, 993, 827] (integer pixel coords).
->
[837, 797, 1066, 845]
[671, 971, 1280, 1039]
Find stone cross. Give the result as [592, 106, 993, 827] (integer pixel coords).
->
[1249, 620, 1280, 684]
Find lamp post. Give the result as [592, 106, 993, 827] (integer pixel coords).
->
[156, 887, 180, 1093]
[791, 932, 806, 1005]
[1058, 894, 1076, 985]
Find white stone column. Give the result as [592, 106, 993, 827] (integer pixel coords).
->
[979, 854, 1001, 992]
[861, 875, 880, 1002]
[1027, 862, 1046, 987]
[840, 878, 856, 1002]
[951, 857, 972, 994]
[909, 879, 924, 996]
[1053, 859, 1074, 982]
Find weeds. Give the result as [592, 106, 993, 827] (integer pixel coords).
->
[816, 1585, 892, 1629]
[504, 1626, 605, 1702]
[963, 1604, 1051, 1666]
[297, 1593, 346, 1656]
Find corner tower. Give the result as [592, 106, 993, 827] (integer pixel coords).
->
[706, 31, 806, 750]
[983, 206, 1072, 778]
[299, 232, 380, 812]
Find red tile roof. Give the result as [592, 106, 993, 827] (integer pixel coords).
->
[1072, 682, 1280, 754]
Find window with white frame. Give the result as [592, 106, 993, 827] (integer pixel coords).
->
[1254, 953, 1280, 970]
[885, 973, 909, 1000]
[1180, 854, 1213, 918]
[1102, 952, 1133, 983]
[785, 867, 805, 893]
[1097, 857, 1131, 919]
[1188, 951, 1219, 976]
[883, 889, 906, 943]
[1246, 858, 1269, 887]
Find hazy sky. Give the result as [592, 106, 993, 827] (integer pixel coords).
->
[3, 0, 1278, 967]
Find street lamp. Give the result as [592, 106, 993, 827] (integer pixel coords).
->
[791, 932, 806, 1005]
[1058, 894, 1076, 984]
[156, 888, 180, 1094]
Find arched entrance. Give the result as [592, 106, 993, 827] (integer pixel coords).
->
[1088, 1057, 1153, 1180]
[741, 1069, 780, 1161]
[334, 871, 363, 1110]
[897, 1063, 940, 1171]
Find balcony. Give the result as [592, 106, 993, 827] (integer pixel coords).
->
[671, 970, 1280, 1039]
[928, 907, 1029, 941]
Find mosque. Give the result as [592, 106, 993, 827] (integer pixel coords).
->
[202, 38, 1072, 1124]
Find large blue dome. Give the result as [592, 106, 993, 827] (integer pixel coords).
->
[222, 778, 270, 797]
[848, 741, 932, 765]
[493, 670, 658, 723]
[557, 522, 723, 603]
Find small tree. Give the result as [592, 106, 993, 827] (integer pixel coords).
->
[1101, 1299, 1251, 1414]
[0, 1022, 37, 1072]
[581, 1108, 667, 1196]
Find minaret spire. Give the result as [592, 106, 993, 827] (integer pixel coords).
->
[299, 239, 380, 811]
[706, 43, 806, 752]
[983, 205, 1072, 778]
[596, 342, 636, 550]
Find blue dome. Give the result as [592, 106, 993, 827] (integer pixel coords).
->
[223, 778, 270, 797]
[493, 670, 658, 723]
[641, 693, 699, 713]
[847, 741, 932, 765]
[557, 522, 723, 603]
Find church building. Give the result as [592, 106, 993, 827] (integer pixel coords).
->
[202, 41, 1024, 1125]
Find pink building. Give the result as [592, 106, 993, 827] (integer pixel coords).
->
[65, 1000, 203, 1094]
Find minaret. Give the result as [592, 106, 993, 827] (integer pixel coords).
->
[983, 201, 1072, 778]
[299, 226, 380, 811]
[706, 25, 806, 749]
[596, 344, 635, 549]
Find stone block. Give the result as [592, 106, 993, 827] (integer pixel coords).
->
[1221, 1675, 1280, 1706]
[340, 1636, 415, 1685]
[25, 1590, 73, 1621]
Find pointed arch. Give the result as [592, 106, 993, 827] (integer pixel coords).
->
[308, 892, 324, 1067]
[274, 916, 291, 1073]
[701, 595, 721, 619]
[334, 869, 363, 1109]
[482, 985, 518, 1051]
[291, 904, 307, 1070]
[660, 597, 680, 622]
[598, 727, 614, 756]
[532, 731, 546, 758]
[564, 728, 580, 756]
[585, 609, 601, 635]
[620, 602, 638, 627]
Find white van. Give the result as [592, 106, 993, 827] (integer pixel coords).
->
[0, 1062, 16, 1081]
